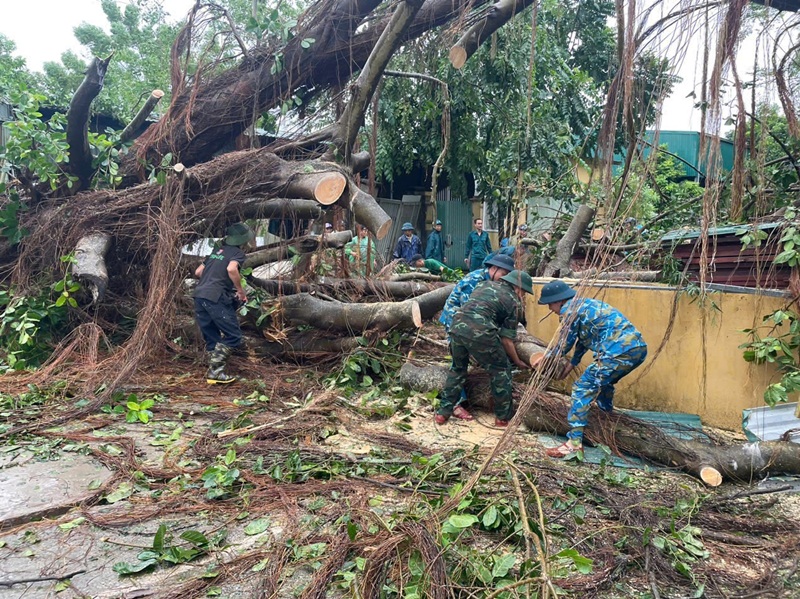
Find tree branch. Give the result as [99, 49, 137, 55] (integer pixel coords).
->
[66, 55, 112, 191]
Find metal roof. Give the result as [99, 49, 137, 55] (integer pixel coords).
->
[751, 0, 800, 11]
[743, 403, 800, 442]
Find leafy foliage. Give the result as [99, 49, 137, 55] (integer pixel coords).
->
[0, 258, 81, 371]
[113, 523, 225, 575]
[740, 307, 800, 406]
[41, 0, 179, 121]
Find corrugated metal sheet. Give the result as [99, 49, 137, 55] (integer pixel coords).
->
[375, 195, 421, 262]
[614, 130, 739, 180]
[662, 223, 792, 289]
[436, 191, 472, 266]
[743, 403, 800, 442]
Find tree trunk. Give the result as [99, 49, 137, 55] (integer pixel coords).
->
[236, 198, 323, 221]
[543, 204, 596, 277]
[120, 90, 164, 144]
[449, 0, 535, 68]
[72, 232, 112, 303]
[572, 269, 661, 282]
[248, 277, 450, 300]
[278, 293, 422, 332]
[66, 56, 112, 191]
[397, 363, 800, 485]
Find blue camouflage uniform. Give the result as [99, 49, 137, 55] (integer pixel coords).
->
[546, 298, 647, 443]
[439, 269, 489, 332]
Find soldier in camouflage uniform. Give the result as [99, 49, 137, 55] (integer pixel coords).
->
[532, 280, 647, 457]
[436, 270, 534, 427]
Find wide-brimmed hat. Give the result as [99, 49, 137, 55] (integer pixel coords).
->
[401, 222, 414, 231]
[501, 270, 534, 294]
[484, 253, 515, 271]
[537, 280, 576, 304]
[225, 222, 255, 246]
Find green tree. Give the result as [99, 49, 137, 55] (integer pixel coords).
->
[41, 0, 180, 120]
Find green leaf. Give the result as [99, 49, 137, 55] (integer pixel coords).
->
[224, 448, 236, 465]
[152, 523, 166, 551]
[113, 559, 158, 575]
[347, 520, 358, 541]
[180, 530, 210, 548]
[105, 482, 134, 504]
[482, 505, 498, 528]
[244, 518, 271, 536]
[492, 553, 516, 578]
[58, 517, 85, 531]
[447, 514, 479, 529]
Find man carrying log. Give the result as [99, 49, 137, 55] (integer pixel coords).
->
[193, 223, 255, 384]
[436, 270, 534, 427]
[532, 280, 647, 457]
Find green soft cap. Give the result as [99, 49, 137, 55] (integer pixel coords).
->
[500, 270, 534, 294]
[225, 222, 255, 246]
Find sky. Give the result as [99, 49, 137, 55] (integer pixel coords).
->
[0, 0, 783, 133]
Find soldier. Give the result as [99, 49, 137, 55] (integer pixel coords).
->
[436, 270, 534, 427]
[193, 222, 255, 384]
[409, 253, 451, 275]
[465, 218, 492, 272]
[532, 280, 647, 457]
[425, 219, 446, 263]
[439, 252, 515, 334]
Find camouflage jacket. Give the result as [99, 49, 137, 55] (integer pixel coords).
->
[450, 280, 520, 342]
[438, 269, 489, 331]
[547, 298, 646, 366]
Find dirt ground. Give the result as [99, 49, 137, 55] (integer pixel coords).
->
[1, 349, 800, 599]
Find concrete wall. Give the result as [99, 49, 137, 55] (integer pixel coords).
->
[524, 280, 791, 430]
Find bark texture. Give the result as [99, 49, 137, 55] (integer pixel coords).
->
[398, 362, 800, 485]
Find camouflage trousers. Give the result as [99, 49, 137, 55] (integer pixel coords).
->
[567, 345, 648, 442]
[438, 333, 514, 420]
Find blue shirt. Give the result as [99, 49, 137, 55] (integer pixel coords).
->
[439, 269, 490, 331]
[393, 234, 422, 263]
[547, 298, 646, 366]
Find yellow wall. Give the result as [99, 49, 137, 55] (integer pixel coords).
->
[525, 279, 791, 430]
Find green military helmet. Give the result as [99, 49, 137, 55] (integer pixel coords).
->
[537, 279, 576, 304]
[225, 222, 255, 246]
[500, 270, 534, 294]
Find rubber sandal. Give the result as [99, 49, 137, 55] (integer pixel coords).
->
[494, 419, 509, 427]
[545, 441, 582, 458]
[453, 406, 474, 421]
[434, 414, 448, 425]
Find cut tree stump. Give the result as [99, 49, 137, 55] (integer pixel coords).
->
[72, 232, 112, 303]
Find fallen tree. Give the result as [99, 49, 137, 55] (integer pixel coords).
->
[397, 362, 800, 486]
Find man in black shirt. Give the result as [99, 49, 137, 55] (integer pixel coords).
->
[194, 222, 255, 384]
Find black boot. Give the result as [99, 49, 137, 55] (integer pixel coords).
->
[206, 345, 235, 384]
